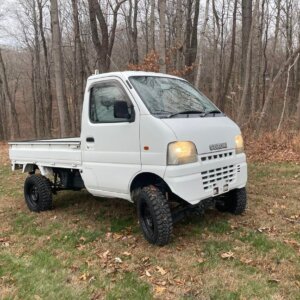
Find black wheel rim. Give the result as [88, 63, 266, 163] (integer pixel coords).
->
[140, 201, 155, 237]
[28, 185, 39, 206]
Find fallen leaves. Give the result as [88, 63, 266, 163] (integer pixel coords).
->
[197, 257, 206, 264]
[114, 257, 122, 263]
[79, 273, 95, 283]
[0, 237, 10, 247]
[220, 251, 234, 259]
[156, 266, 167, 276]
[154, 286, 166, 295]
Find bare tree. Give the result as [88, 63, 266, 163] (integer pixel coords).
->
[194, 0, 210, 88]
[175, 0, 183, 71]
[0, 49, 20, 139]
[87, 0, 126, 72]
[125, 0, 139, 64]
[158, 0, 166, 73]
[37, 0, 53, 137]
[238, 0, 259, 125]
[218, 0, 237, 111]
[71, 0, 85, 134]
[50, 0, 72, 137]
[296, 83, 300, 130]
[149, 0, 155, 52]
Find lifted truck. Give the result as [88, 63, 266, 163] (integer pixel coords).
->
[9, 71, 247, 246]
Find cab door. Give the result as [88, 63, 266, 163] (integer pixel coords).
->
[81, 77, 141, 198]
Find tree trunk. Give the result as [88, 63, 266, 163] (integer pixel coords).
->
[238, 0, 259, 125]
[194, 0, 210, 87]
[87, 0, 125, 72]
[251, 0, 265, 114]
[50, 0, 72, 137]
[71, 0, 85, 134]
[32, 0, 45, 138]
[212, 0, 220, 102]
[126, 0, 139, 65]
[0, 49, 20, 139]
[184, 0, 192, 66]
[241, 0, 253, 83]
[149, 0, 155, 52]
[269, 0, 281, 81]
[175, 0, 183, 71]
[158, 0, 166, 73]
[0, 81, 7, 140]
[218, 0, 237, 110]
[37, 0, 53, 137]
[296, 82, 300, 130]
[189, 0, 200, 66]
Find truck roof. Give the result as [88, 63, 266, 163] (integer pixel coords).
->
[87, 71, 184, 81]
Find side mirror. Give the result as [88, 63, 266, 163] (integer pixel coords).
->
[114, 100, 133, 120]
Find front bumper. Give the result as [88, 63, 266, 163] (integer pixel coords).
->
[164, 152, 247, 205]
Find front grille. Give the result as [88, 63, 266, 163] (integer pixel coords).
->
[200, 150, 234, 162]
[201, 165, 236, 191]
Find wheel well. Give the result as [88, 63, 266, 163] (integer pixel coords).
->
[130, 172, 170, 193]
[23, 163, 38, 174]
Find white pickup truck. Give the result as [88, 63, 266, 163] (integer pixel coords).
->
[9, 71, 247, 245]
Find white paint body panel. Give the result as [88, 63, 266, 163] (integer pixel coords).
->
[9, 71, 247, 205]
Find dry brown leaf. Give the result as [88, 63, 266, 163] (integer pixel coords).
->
[220, 251, 234, 259]
[114, 257, 122, 263]
[142, 257, 149, 263]
[79, 273, 88, 281]
[156, 266, 167, 276]
[240, 257, 253, 265]
[145, 270, 151, 277]
[106, 232, 112, 239]
[102, 250, 110, 259]
[112, 233, 123, 240]
[154, 286, 166, 295]
[122, 251, 131, 256]
[197, 258, 206, 264]
[76, 244, 86, 251]
[268, 278, 280, 284]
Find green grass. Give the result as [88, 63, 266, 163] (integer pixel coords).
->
[106, 273, 152, 300]
[238, 230, 297, 261]
[0, 250, 88, 299]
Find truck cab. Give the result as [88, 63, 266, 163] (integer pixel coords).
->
[9, 71, 247, 246]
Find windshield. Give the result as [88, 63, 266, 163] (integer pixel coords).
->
[129, 76, 220, 117]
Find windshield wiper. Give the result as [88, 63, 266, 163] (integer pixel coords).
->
[203, 109, 222, 116]
[168, 110, 205, 118]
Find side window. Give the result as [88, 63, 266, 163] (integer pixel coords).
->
[90, 81, 132, 123]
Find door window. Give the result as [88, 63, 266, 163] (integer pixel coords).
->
[89, 81, 132, 123]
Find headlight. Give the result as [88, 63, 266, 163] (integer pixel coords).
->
[235, 134, 244, 154]
[167, 141, 198, 165]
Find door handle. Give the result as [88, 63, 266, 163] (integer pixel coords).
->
[86, 137, 95, 143]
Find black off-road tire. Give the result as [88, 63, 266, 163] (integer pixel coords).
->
[215, 187, 247, 215]
[24, 175, 53, 212]
[137, 185, 173, 246]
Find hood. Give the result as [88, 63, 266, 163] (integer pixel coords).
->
[162, 116, 240, 154]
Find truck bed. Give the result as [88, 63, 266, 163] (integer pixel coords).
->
[9, 138, 82, 169]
